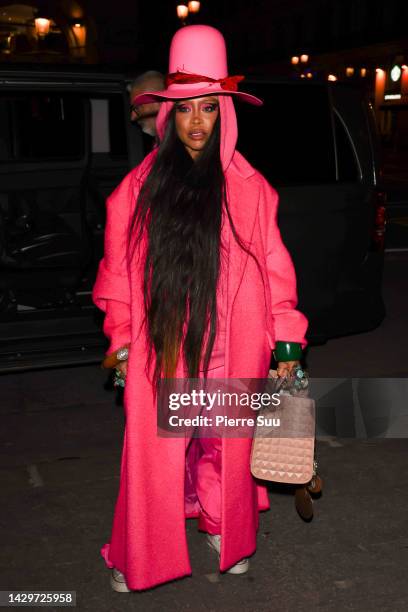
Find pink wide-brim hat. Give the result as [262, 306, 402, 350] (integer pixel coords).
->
[133, 25, 263, 107]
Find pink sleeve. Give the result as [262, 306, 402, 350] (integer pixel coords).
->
[92, 172, 136, 355]
[260, 179, 308, 348]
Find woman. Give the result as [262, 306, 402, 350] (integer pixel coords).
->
[92, 25, 308, 592]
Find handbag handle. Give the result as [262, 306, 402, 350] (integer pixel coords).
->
[269, 365, 309, 395]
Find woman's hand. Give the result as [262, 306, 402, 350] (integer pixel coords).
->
[113, 358, 128, 389]
[116, 360, 128, 379]
[277, 360, 300, 377]
[112, 345, 130, 386]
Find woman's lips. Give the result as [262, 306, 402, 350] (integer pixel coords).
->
[188, 131, 206, 140]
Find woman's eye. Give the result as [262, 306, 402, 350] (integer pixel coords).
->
[176, 105, 190, 113]
[203, 104, 218, 112]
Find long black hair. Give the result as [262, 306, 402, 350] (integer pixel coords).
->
[128, 105, 224, 386]
[128, 102, 258, 388]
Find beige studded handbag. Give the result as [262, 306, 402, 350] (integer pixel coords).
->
[250, 370, 315, 485]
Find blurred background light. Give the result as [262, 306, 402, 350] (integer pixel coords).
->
[391, 65, 402, 82]
[35, 17, 50, 38]
[188, 1, 201, 12]
[177, 4, 189, 19]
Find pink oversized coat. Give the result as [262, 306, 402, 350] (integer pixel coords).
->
[92, 96, 308, 590]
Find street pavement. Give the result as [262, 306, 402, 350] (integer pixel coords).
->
[1, 251, 408, 611]
[1, 397, 408, 612]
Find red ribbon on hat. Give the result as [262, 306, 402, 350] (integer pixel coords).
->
[166, 71, 245, 91]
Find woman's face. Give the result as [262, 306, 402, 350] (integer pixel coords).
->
[174, 96, 219, 159]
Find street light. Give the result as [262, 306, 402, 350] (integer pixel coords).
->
[291, 56, 299, 65]
[300, 54, 309, 63]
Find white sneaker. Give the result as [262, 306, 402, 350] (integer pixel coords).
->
[206, 534, 250, 575]
[110, 568, 131, 592]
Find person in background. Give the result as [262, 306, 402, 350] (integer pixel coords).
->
[128, 70, 165, 147]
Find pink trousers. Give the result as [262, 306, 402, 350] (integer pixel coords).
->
[185, 362, 224, 535]
[194, 436, 222, 534]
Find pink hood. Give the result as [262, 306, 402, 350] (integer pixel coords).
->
[155, 95, 241, 174]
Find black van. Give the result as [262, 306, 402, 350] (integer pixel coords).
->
[0, 69, 385, 372]
[237, 79, 385, 342]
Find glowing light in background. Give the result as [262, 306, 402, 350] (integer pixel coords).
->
[391, 65, 402, 82]
[177, 4, 189, 19]
[35, 17, 50, 37]
[375, 68, 386, 109]
[188, 1, 201, 12]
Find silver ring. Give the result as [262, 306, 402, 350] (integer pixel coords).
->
[116, 347, 129, 361]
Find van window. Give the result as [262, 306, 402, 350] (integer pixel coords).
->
[333, 110, 360, 182]
[109, 95, 128, 158]
[235, 82, 336, 185]
[90, 95, 128, 159]
[0, 93, 85, 162]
